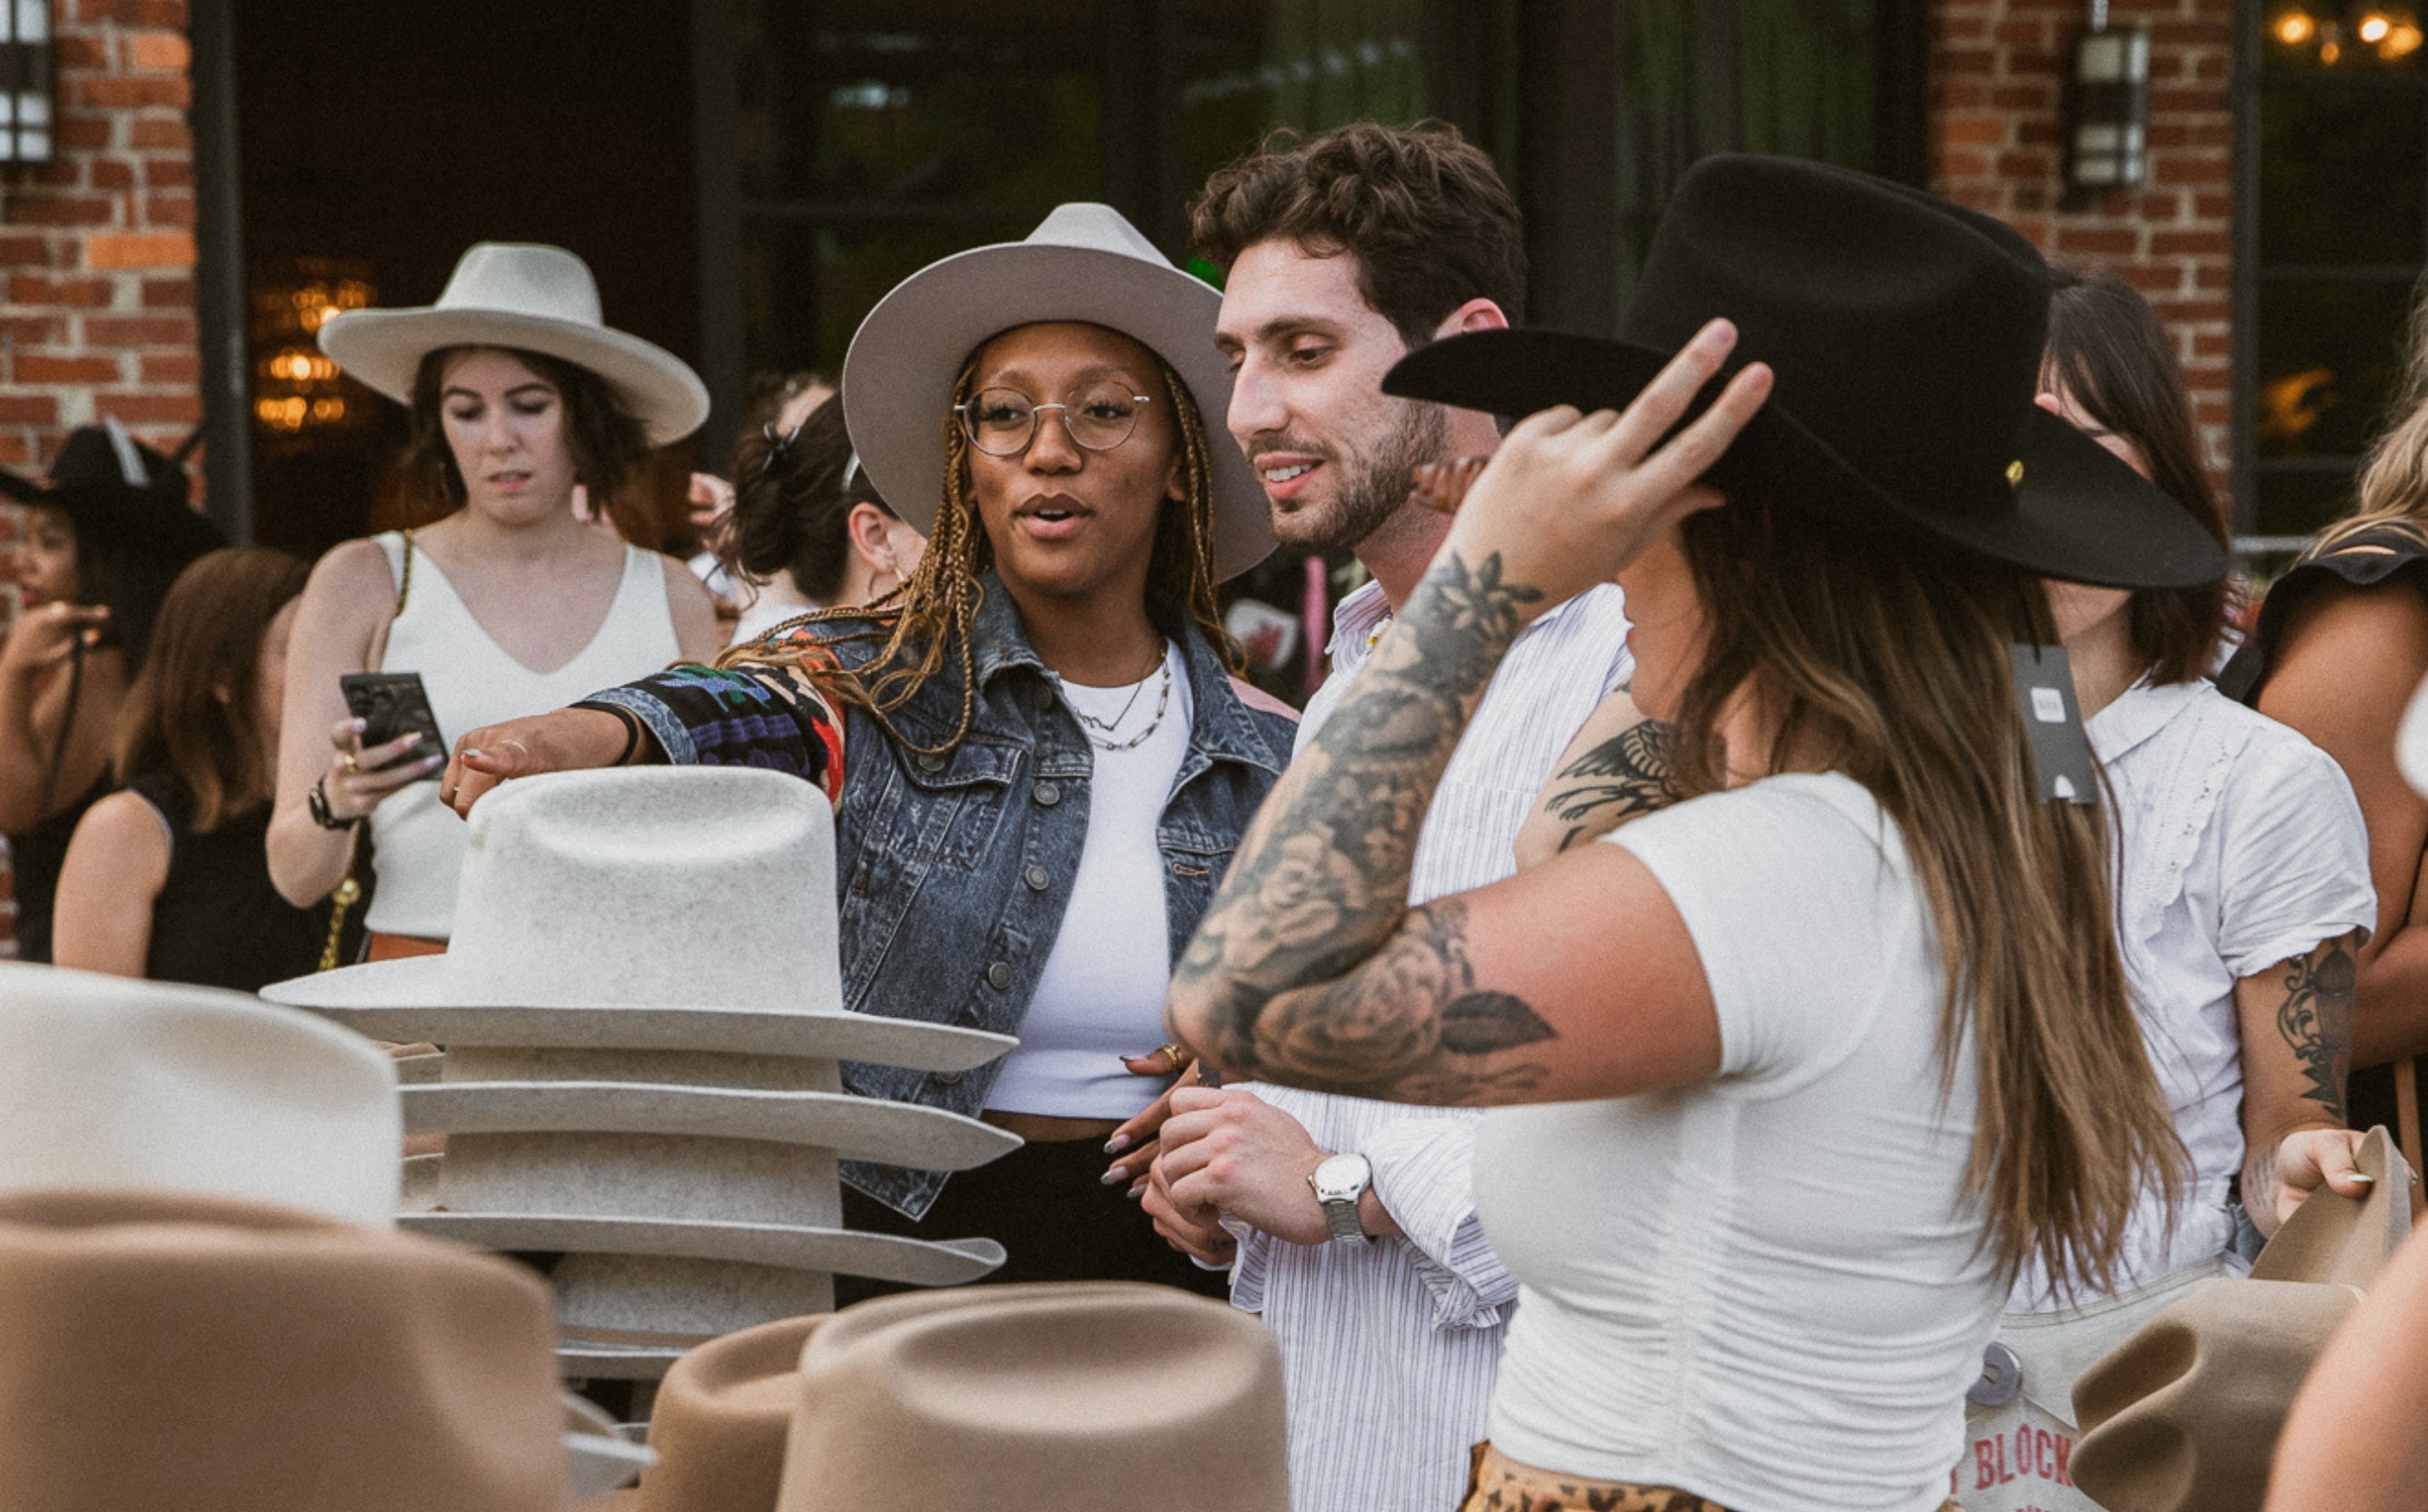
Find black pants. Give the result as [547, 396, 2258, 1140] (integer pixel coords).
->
[837, 1135, 1230, 1305]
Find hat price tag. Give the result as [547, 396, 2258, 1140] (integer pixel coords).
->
[2010, 644, 2098, 806]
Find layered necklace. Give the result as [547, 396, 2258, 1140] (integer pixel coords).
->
[1065, 642, 1174, 753]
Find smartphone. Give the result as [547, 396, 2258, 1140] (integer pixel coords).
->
[340, 671, 445, 781]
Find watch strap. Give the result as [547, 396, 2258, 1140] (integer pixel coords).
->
[1321, 1196, 1369, 1243]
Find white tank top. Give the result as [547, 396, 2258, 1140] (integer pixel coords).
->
[365, 531, 679, 939]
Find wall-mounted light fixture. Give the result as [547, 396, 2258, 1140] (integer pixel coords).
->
[2068, 2, 2151, 192]
[2270, 6, 2424, 65]
[0, 0, 53, 165]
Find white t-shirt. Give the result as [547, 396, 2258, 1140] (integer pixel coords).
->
[2007, 678, 2373, 1308]
[985, 642, 1193, 1120]
[1475, 773, 1998, 1512]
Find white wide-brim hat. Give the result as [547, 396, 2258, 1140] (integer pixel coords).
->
[264, 766, 1012, 1079]
[320, 242, 710, 448]
[840, 203, 1276, 582]
[0, 964, 401, 1225]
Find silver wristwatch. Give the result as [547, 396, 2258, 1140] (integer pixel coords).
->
[1307, 1152, 1375, 1244]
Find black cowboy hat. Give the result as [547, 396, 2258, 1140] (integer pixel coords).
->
[0, 420, 223, 563]
[1382, 155, 2227, 591]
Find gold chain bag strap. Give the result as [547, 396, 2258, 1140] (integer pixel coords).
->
[317, 530, 413, 971]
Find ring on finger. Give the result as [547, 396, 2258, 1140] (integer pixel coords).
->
[340, 751, 360, 774]
[1158, 1042, 1189, 1070]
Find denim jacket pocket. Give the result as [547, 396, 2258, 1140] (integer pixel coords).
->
[871, 736, 1026, 873]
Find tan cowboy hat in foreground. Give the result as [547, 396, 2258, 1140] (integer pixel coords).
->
[264, 766, 1016, 1376]
[0, 962, 401, 1224]
[599, 1282, 1287, 1512]
[840, 202, 1276, 582]
[319, 242, 709, 447]
[0, 1187, 646, 1512]
[2069, 1126, 2415, 1512]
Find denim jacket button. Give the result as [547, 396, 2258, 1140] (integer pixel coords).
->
[986, 962, 1013, 990]
[1023, 865, 1050, 891]
[934, 1069, 966, 1087]
[917, 751, 946, 773]
[1032, 781, 1062, 807]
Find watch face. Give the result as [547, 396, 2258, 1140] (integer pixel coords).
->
[1313, 1152, 1371, 1197]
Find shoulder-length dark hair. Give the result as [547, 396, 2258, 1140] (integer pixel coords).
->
[397, 345, 652, 516]
[114, 547, 310, 832]
[2042, 265, 2232, 684]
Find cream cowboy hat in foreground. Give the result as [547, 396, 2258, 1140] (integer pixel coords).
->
[596, 1283, 1289, 1512]
[0, 962, 401, 1224]
[264, 766, 1017, 1373]
[840, 202, 1277, 582]
[318, 242, 709, 447]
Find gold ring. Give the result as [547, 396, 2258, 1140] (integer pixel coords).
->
[340, 752, 360, 774]
[1159, 1043, 1189, 1070]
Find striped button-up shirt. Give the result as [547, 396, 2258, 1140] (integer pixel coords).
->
[1233, 578, 1633, 1512]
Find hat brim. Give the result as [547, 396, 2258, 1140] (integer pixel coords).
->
[564, 1395, 653, 1506]
[1382, 328, 2230, 591]
[840, 242, 1275, 582]
[405, 1211, 1005, 1286]
[262, 961, 1011, 1075]
[319, 307, 709, 448]
[401, 1081, 1022, 1172]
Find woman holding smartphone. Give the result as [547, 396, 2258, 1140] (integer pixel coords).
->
[267, 242, 720, 959]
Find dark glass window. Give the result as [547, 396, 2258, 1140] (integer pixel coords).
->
[2245, 5, 2428, 540]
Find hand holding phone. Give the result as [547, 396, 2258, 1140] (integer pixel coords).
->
[340, 672, 445, 783]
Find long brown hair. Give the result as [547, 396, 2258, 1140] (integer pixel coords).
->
[727, 335, 1234, 756]
[114, 547, 311, 833]
[2326, 269, 2428, 551]
[2042, 266, 2232, 683]
[1673, 504, 2185, 1292]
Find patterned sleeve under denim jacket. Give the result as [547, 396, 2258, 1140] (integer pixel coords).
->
[578, 572, 1299, 1220]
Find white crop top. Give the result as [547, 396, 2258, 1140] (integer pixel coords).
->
[986, 641, 1193, 1120]
[363, 533, 679, 939]
[1475, 774, 1999, 1512]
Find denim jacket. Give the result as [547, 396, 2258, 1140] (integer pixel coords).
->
[590, 574, 1296, 1218]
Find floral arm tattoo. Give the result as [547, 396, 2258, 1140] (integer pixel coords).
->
[2241, 931, 2361, 1215]
[1165, 550, 1562, 1105]
[1541, 716, 1682, 853]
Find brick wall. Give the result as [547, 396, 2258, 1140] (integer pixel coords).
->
[0, 0, 201, 954]
[1931, 0, 2236, 503]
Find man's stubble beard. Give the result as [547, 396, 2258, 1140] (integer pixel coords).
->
[1281, 400, 1451, 555]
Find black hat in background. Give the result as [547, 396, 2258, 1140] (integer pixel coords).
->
[1382, 154, 2228, 592]
[2, 420, 224, 665]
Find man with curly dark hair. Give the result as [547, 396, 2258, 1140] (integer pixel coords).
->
[1105, 122, 1637, 1512]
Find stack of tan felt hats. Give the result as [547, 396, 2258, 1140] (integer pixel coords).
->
[600, 1282, 1290, 1512]
[2070, 1125, 2417, 1512]
[0, 961, 402, 1223]
[263, 766, 1018, 1379]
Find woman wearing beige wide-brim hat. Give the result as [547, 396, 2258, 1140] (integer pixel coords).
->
[433, 205, 1294, 1299]
[266, 242, 724, 959]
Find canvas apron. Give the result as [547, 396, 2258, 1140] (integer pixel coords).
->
[1957, 1257, 2236, 1511]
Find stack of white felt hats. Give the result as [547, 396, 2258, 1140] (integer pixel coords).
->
[263, 766, 1017, 1380]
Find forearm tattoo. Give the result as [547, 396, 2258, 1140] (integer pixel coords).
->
[1167, 550, 1559, 1103]
[2278, 933, 2359, 1123]
[1542, 717, 1682, 852]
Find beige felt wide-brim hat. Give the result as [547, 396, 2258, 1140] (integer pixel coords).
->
[840, 203, 1275, 582]
[0, 962, 401, 1225]
[2070, 1126, 2416, 1512]
[320, 242, 710, 447]
[0, 1187, 632, 1512]
[774, 1282, 1290, 1512]
[594, 1314, 827, 1512]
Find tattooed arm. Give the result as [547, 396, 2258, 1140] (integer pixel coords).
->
[1511, 686, 1681, 869]
[1164, 319, 1769, 1106]
[2238, 929, 2372, 1237]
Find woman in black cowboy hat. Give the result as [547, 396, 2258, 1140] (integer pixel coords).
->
[1159, 157, 2313, 1511]
[0, 421, 220, 963]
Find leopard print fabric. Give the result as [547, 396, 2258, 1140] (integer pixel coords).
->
[1460, 1441, 1965, 1512]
